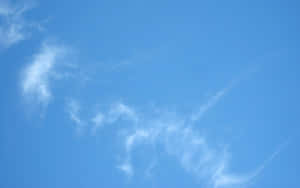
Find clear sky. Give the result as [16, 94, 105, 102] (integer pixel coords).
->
[1, 0, 300, 187]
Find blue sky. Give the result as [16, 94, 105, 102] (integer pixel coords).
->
[1, 0, 300, 187]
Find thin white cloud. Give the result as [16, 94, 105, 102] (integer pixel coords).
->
[65, 99, 87, 135]
[116, 106, 289, 188]
[212, 139, 290, 188]
[125, 129, 150, 152]
[190, 75, 251, 122]
[90, 102, 138, 134]
[65, 102, 139, 134]
[67, 99, 83, 126]
[21, 42, 67, 106]
[118, 161, 134, 177]
[91, 112, 104, 130]
[118, 113, 229, 184]
[108, 102, 139, 123]
[58, 69, 268, 186]
[244, 139, 290, 187]
[116, 106, 269, 187]
[213, 174, 249, 188]
[21, 56, 270, 187]
[190, 88, 228, 122]
[117, 129, 153, 177]
[0, 1, 36, 48]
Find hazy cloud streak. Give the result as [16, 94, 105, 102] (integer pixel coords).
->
[21, 42, 67, 106]
[0, 0, 37, 48]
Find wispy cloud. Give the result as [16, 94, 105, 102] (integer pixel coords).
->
[66, 99, 85, 133]
[21, 42, 67, 106]
[190, 67, 259, 123]
[212, 139, 290, 188]
[107, 102, 139, 123]
[61, 77, 253, 184]
[67, 99, 82, 125]
[41, 63, 269, 187]
[116, 102, 283, 187]
[114, 110, 244, 187]
[20, 52, 273, 187]
[117, 128, 153, 178]
[118, 161, 134, 177]
[190, 86, 230, 122]
[125, 129, 151, 153]
[91, 112, 105, 132]
[244, 139, 290, 187]
[90, 102, 139, 134]
[213, 173, 249, 188]
[66, 102, 139, 134]
[0, 0, 38, 48]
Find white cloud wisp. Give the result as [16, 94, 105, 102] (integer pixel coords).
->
[90, 102, 139, 134]
[21, 42, 67, 106]
[118, 111, 252, 188]
[0, 1, 36, 48]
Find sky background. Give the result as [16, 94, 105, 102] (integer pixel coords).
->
[1, 0, 300, 187]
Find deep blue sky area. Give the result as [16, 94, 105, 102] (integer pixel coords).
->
[1, 0, 300, 188]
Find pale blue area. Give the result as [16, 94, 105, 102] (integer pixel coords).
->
[1, 0, 300, 187]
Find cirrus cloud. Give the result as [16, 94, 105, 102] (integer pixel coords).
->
[21, 42, 68, 106]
